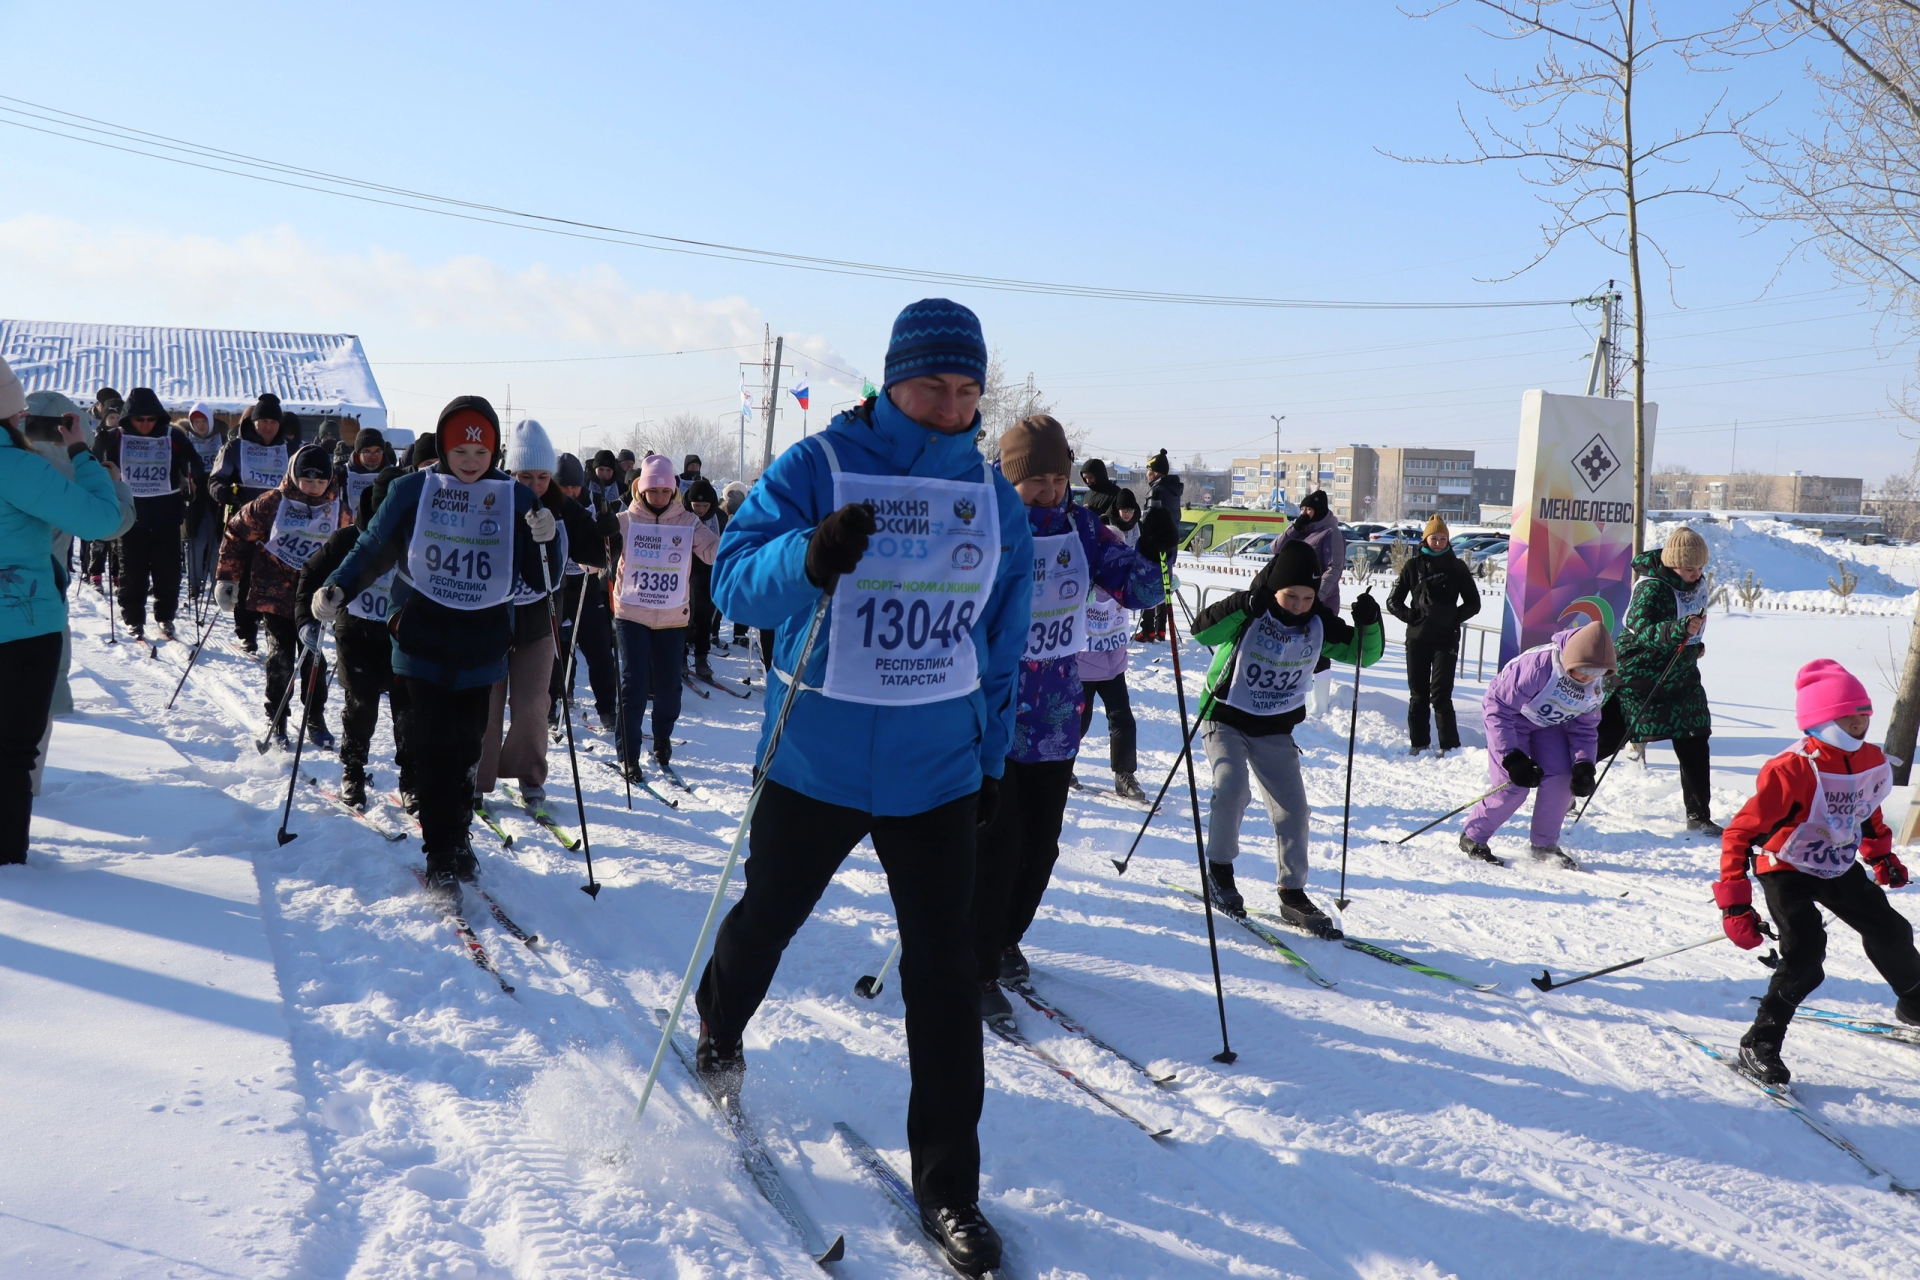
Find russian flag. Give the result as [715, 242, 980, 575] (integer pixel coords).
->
[790, 379, 809, 411]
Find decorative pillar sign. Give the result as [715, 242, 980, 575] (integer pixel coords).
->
[1499, 390, 1656, 669]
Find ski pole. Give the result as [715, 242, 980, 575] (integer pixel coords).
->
[105, 542, 118, 646]
[1335, 599, 1370, 910]
[1159, 555, 1236, 1065]
[538, 531, 600, 898]
[855, 936, 902, 1000]
[276, 633, 330, 845]
[1112, 714, 1206, 875]
[611, 578, 634, 810]
[1569, 633, 1689, 831]
[1532, 930, 1725, 992]
[257, 646, 304, 754]
[166, 606, 222, 711]
[636, 582, 835, 1123]
[563, 567, 590, 692]
[1388, 784, 1506, 845]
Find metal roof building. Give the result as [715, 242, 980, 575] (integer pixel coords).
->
[0, 319, 388, 430]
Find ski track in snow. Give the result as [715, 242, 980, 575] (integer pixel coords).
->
[7, 584, 1920, 1278]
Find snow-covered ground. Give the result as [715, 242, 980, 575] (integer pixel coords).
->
[7, 581, 1920, 1279]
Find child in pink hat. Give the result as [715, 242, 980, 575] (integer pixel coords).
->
[1713, 658, 1920, 1086]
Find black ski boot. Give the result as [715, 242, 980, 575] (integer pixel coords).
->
[1278, 888, 1343, 939]
[129, 622, 145, 642]
[1738, 1039, 1791, 1087]
[453, 837, 479, 884]
[695, 1021, 744, 1078]
[398, 784, 421, 815]
[308, 720, 336, 750]
[341, 764, 368, 810]
[622, 757, 646, 786]
[979, 979, 1014, 1024]
[1896, 987, 1920, 1028]
[922, 1202, 1003, 1278]
[1459, 832, 1504, 866]
[1530, 843, 1580, 870]
[1205, 860, 1245, 915]
[694, 657, 714, 681]
[1113, 771, 1147, 802]
[653, 736, 672, 767]
[999, 944, 1030, 986]
[1687, 815, 1725, 837]
[240, 633, 259, 655]
[420, 857, 462, 902]
[159, 620, 177, 641]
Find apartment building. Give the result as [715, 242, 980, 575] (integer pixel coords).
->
[1373, 448, 1476, 522]
[1228, 447, 1379, 520]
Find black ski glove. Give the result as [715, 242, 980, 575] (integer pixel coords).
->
[1350, 592, 1381, 628]
[1570, 760, 1597, 797]
[1501, 749, 1544, 789]
[596, 511, 620, 538]
[806, 502, 877, 587]
[976, 775, 1001, 830]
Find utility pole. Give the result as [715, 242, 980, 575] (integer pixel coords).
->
[1269, 414, 1285, 511]
[761, 335, 784, 473]
[1583, 284, 1621, 397]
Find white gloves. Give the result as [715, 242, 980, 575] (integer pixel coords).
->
[312, 585, 346, 625]
[525, 508, 557, 543]
[215, 581, 240, 613]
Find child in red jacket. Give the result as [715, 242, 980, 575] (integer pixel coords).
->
[1716, 659, 1920, 1084]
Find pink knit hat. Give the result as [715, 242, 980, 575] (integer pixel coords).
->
[1795, 659, 1872, 731]
[637, 453, 676, 491]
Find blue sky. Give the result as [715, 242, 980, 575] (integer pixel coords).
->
[1, 0, 1912, 482]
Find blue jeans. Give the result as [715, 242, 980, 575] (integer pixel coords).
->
[615, 619, 684, 763]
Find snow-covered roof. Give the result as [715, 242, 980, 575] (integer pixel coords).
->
[0, 318, 387, 430]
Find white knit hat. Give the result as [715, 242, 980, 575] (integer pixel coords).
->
[506, 418, 558, 474]
[0, 356, 25, 419]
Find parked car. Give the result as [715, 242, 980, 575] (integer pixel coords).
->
[1369, 526, 1424, 544]
[1345, 523, 1387, 541]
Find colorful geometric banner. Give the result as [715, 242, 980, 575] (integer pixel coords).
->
[1500, 390, 1657, 668]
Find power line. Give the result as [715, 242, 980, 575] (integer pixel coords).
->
[0, 94, 1593, 313]
[372, 343, 758, 367]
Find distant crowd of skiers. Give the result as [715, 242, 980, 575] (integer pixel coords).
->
[4, 297, 1917, 1276]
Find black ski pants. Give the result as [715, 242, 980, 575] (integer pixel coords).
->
[1404, 638, 1460, 751]
[118, 521, 181, 628]
[552, 574, 619, 724]
[402, 678, 491, 865]
[1749, 862, 1920, 1045]
[696, 780, 984, 1211]
[336, 618, 411, 786]
[262, 613, 328, 732]
[1078, 676, 1138, 773]
[231, 552, 260, 645]
[1597, 696, 1713, 822]
[973, 757, 1078, 978]
[0, 632, 64, 864]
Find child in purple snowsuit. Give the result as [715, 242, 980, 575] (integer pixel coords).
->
[974, 416, 1164, 1016]
[1462, 621, 1618, 866]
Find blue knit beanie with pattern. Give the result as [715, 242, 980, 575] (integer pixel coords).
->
[883, 298, 988, 390]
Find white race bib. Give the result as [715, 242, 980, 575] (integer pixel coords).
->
[264, 494, 338, 569]
[1671, 579, 1710, 646]
[404, 473, 515, 611]
[345, 468, 379, 519]
[1085, 586, 1129, 654]
[186, 430, 222, 472]
[120, 432, 175, 499]
[1519, 645, 1605, 727]
[239, 441, 288, 492]
[819, 446, 1001, 707]
[1777, 759, 1894, 878]
[1223, 612, 1322, 717]
[616, 520, 689, 611]
[347, 566, 397, 623]
[1022, 530, 1089, 662]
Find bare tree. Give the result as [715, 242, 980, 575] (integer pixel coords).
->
[621, 411, 752, 484]
[1722, 3, 1920, 399]
[976, 348, 1087, 460]
[1392, 1, 1760, 555]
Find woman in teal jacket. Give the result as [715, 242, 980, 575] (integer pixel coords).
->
[0, 359, 127, 864]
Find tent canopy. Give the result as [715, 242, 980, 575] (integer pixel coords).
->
[0, 318, 388, 431]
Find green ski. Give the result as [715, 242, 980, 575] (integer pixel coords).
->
[1165, 882, 1335, 989]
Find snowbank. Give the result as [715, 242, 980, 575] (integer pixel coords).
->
[1649, 517, 1914, 597]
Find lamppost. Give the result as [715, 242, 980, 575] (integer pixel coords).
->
[1269, 414, 1286, 511]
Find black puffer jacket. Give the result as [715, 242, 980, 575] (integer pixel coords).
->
[1080, 459, 1122, 522]
[1387, 548, 1480, 647]
[1139, 470, 1184, 562]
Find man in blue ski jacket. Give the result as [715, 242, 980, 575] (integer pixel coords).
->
[694, 299, 1030, 1275]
